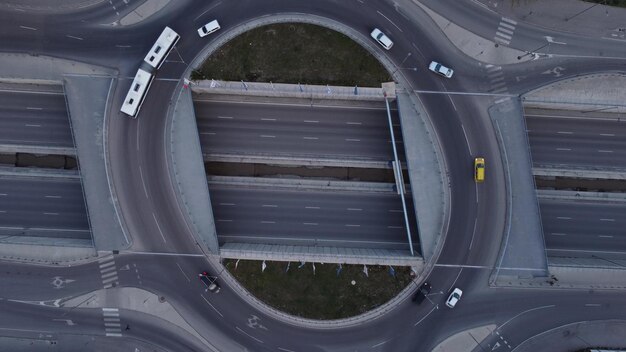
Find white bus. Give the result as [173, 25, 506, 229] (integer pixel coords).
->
[120, 68, 154, 118]
[144, 26, 180, 70]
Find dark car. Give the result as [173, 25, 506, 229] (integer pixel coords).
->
[199, 271, 220, 293]
[412, 282, 432, 304]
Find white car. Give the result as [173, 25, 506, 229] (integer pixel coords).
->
[370, 28, 393, 50]
[445, 288, 463, 308]
[197, 20, 221, 37]
[429, 61, 454, 78]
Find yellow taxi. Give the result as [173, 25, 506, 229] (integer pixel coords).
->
[474, 157, 485, 183]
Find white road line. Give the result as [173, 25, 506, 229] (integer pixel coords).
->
[99, 261, 115, 269]
[499, 22, 516, 30]
[105, 333, 122, 337]
[26, 107, 43, 110]
[525, 113, 617, 121]
[461, 124, 472, 155]
[201, 295, 224, 317]
[376, 11, 403, 32]
[278, 348, 296, 352]
[494, 36, 510, 45]
[98, 256, 114, 264]
[371, 340, 390, 348]
[556, 148, 571, 151]
[66, 35, 84, 41]
[101, 271, 117, 279]
[346, 122, 362, 125]
[152, 213, 167, 243]
[43, 212, 59, 216]
[501, 17, 517, 25]
[557, 216, 572, 220]
[345, 224, 360, 227]
[491, 81, 506, 89]
[260, 118, 276, 121]
[550, 233, 567, 236]
[303, 120, 319, 123]
[45, 195, 62, 199]
[498, 27, 514, 35]
[345, 138, 361, 142]
[303, 222, 318, 226]
[102, 276, 118, 284]
[598, 235, 613, 238]
[347, 208, 362, 211]
[25, 124, 41, 127]
[235, 326, 263, 343]
[176, 262, 191, 282]
[496, 31, 512, 40]
[557, 131, 573, 134]
[305, 206, 320, 209]
[200, 132, 216, 135]
[217, 116, 233, 119]
[139, 165, 149, 199]
[0, 211, 6, 213]
[219, 203, 235, 206]
[262, 204, 277, 208]
[600, 218, 615, 222]
[260, 135, 275, 138]
[490, 76, 505, 83]
[585, 303, 601, 307]
[20, 25, 38, 31]
[600, 133, 615, 136]
[598, 150, 613, 153]
[260, 221, 276, 224]
[387, 226, 403, 229]
[303, 137, 318, 140]
[100, 266, 116, 274]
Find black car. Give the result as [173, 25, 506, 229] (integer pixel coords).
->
[199, 271, 220, 293]
[412, 282, 432, 304]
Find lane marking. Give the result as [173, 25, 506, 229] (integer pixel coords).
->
[550, 233, 567, 236]
[260, 135, 275, 138]
[598, 150, 613, 153]
[26, 107, 43, 110]
[201, 295, 224, 317]
[219, 203, 235, 206]
[347, 208, 362, 211]
[217, 116, 233, 119]
[557, 131, 573, 134]
[235, 326, 263, 343]
[303, 222, 318, 226]
[260, 221, 276, 224]
[152, 213, 167, 243]
[600, 218, 615, 222]
[303, 136, 318, 140]
[556, 148, 571, 151]
[66, 35, 84, 41]
[345, 224, 360, 227]
[260, 118, 276, 121]
[557, 216, 572, 220]
[25, 124, 41, 127]
[303, 120, 319, 123]
[376, 10, 403, 32]
[305, 206, 320, 209]
[20, 25, 38, 31]
[345, 138, 361, 142]
[43, 212, 59, 216]
[598, 235, 613, 238]
[176, 262, 190, 282]
[261, 204, 277, 208]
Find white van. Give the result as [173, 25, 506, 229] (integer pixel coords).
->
[198, 20, 221, 37]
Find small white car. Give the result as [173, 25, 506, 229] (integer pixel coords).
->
[445, 288, 463, 308]
[198, 20, 221, 37]
[370, 28, 393, 50]
[429, 61, 454, 78]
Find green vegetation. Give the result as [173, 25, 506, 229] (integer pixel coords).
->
[192, 23, 392, 87]
[584, 0, 626, 7]
[224, 259, 414, 319]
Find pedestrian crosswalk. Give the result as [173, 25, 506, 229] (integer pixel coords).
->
[485, 64, 509, 94]
[98, 254, 119, 289]
[102, 308, 122, 337]
[495, 17, 517, 45]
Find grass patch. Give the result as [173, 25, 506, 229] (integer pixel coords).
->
[191, 23, 392, 87]
[224, 259, 413, 320]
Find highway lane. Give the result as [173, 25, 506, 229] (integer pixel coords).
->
[0, 90, 73, 148]
[209, 183, 419, 251]
[0, 176, 90, 240]
[526, 109, 626, 168]
[195, 99, 405, 161]
[540, 198, 626, 256]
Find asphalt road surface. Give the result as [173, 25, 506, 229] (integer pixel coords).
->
[526, 109, 626, 169]
[0, 90, 73, 148]
[195, 99, 405, 161]
[540, 198, 626, 256]
[0, 176, 90, 240]
[209, 183, 419, 251]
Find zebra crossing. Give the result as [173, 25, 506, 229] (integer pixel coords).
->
[485, 64, 509, 94]
[494, 17, 517, 45]
[102, 308, 122, 337]
[98, 254, 119, 289]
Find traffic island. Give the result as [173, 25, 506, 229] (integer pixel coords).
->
[224, 259, 413, 319]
